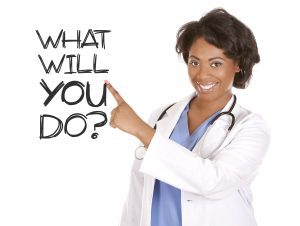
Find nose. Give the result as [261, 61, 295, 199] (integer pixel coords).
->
[195, 64, 210, 80]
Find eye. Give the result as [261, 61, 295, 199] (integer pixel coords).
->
[188, 59, 199, 67]
[211, 62, 222, 68]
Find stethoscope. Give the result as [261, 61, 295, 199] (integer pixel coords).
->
[208, 94, 236, 131]
[135, 94, 237, 160]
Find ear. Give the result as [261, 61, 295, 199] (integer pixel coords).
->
[234, 64, 240, 73]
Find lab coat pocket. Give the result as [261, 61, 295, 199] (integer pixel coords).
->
[181, 192, 209, 226]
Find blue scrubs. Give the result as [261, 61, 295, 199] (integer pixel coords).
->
[151, 103, 219, 226]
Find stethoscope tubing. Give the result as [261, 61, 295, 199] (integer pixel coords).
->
[209, 95, 236, 131]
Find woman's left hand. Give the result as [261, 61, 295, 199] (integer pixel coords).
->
[105, 80, 155, 147]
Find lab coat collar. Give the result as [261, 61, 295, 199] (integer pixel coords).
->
[155, 92, 240, 138]
[155, 92, 195, 136]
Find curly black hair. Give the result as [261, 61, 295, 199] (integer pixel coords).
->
[176, 8, 260, 89]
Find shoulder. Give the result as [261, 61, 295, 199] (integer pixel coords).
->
[146, 104, 174, 127]
[213, 103, 271, 164]
[230, 103, 271, 143]
[146, 92, 195, 126]
[237, 104, 269, 130]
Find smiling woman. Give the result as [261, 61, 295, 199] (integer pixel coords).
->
[106, 8, 270, 226]
[187, 39, 239, 97]
[176, 8, 260, 89]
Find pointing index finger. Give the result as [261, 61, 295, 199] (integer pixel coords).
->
[105, 80, 125, 105]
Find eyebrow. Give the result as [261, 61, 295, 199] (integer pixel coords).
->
[189, 55, 225, 61]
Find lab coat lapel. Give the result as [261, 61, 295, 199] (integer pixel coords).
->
[155, 93, 196, 137]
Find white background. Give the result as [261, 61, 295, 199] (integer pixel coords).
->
[1, 0, 300, 225]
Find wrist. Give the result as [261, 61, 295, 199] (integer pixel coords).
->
[136, 121, 155, 148]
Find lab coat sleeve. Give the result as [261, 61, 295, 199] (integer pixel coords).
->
[139, 114, 270, 199]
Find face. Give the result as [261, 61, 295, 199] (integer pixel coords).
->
[188, 37, 240, 102]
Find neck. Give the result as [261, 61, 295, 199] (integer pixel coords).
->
[190, 92, 233, 114]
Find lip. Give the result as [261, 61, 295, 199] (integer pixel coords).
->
[195, 82, 218, 93]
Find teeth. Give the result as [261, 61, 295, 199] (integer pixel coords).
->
[196, 82, 217, 90]
[200, 84, 215, 90]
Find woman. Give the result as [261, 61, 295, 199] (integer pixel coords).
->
[106, 8, 270, 226]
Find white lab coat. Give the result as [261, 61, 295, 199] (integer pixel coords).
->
[120, 92, 270, 226]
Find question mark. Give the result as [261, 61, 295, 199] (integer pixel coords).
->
[86, 111, 108, 139]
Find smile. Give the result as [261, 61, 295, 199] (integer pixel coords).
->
[196, 82, 218, 92]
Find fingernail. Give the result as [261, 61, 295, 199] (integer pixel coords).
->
[104, 80, 110, 85]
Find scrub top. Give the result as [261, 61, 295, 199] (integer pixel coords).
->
[151, 103, 219, 226]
